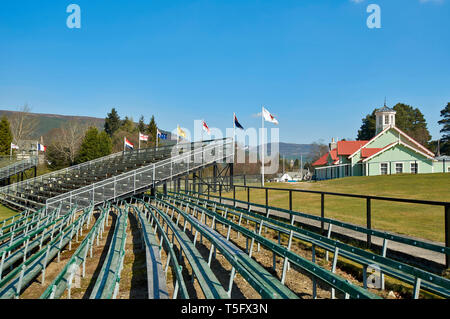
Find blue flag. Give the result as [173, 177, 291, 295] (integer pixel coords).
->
[234, 114, 244, 130]
[157, 129, 168, 140]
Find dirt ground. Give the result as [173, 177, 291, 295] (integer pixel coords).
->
[15, 202, 402, 299]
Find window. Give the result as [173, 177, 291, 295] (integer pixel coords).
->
[410, 162, 418, 174]
[395, 163, 403, 174]
[384, 115, 389, 125]
[380, 163, 388, 175]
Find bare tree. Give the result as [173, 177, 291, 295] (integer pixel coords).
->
[10, 104, 39, 144]
[47, 120, 90, 165]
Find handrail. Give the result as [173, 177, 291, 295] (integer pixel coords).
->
[46, 138, 233, 213]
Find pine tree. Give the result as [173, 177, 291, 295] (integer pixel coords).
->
[104, 108, 121, 137]
[121, 116, 135, 133]
[0, 116, 13, 155]
[138, 115, 146, 133]
[356, 103, 431, 146]
[98, 131, 113, 157]
[438, 102, 450, 155]
[147, 115, 157, 146]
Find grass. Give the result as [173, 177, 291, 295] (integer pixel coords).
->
[218, 173, 450, 243]
[0, 204, 18, 222]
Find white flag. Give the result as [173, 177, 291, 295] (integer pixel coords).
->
[202, 120, 211, 135]
[11, 143, 19, 150]
[262, 107, 279, 125]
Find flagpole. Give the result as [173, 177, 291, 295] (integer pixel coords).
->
[138, 132, 141, 150]
[123, 137, 125, 152]
[233, 113, 236, 161]
[261, 106, 265, 187]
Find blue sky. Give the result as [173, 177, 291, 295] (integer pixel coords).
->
[0, 0, 449, 144]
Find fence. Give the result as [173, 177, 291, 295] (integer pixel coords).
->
[46, 138, 233, 214]
[182, 184, 450, 268]
[314, 159, 450, 181]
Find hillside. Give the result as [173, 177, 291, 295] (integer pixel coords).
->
[250, 142, 316, 162]
[0, 110, 105, 139]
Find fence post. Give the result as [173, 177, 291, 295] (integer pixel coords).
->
[321, 193, 325, 235]
[289, 190, 292, 211]
[247, 187, 250, 210]
[367, 198, 372, 249]
[445, 205, 449, 268]
[233, 186, 236, 206]
[219, 184, 222, 204]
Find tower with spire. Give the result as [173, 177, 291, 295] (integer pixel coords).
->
[375, 100, 396, 134]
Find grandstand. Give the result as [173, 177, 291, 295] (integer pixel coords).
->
[0, 138, 448, 299]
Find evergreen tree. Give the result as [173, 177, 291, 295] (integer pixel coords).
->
[138, 115, 146, 133]
[356, 103, 431, 146]
[46, 144, 69, 170]
[0, 116, 13, 155]
[147, 115, 157, 146]
[76, 127, 112, 164]
[104, 108, 121, 137]
[438, 102, 450, 155]
[98, 131, 113, 157]
[121, 116, 135, 133]
[357, 110, 376, 141]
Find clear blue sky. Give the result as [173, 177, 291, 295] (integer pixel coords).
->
[0, 0, 449, 144]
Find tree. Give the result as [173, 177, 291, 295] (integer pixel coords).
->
[104, 108, 121, 137]
[356, 103, 432, 146]
[45, 121, 90, 166]
[147, 115, 157, 146]
[138, 115, 146, 133]
[310, 140, 329, 163]
[121, 116, 135, 133]
[438, 102, 450, 155]
[357, 110, 376, 141]
[0, 116, 13, 155]
[9, 104, 38, 144]
[76, 127, 112, 164]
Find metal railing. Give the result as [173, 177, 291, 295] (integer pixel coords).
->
[46, 138, 233, 214]
[0, 157, 37, 181]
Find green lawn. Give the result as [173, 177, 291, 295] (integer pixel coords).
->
[220, 173, 450, 243]
[0, 204, 19, 222]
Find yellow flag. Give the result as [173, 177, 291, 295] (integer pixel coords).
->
[177, 125, 186, 138]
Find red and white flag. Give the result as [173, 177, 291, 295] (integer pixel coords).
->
[202, 120, 211, 135]
[11, 143, 19, 150]
[139, 132, 148, 141]
[262, 107, 279, 125]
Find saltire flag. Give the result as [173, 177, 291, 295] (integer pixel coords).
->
[262, 107, 279, 125]
[157, 129, 167, 140]
[139, 132, 149, 141]
[234, 114, 244, 130]
[177, 125, 186, 138]
[202, 120, 211, 135]
[11, 143, 19, 150]
[124, 138, 134, 150]
[38, 143, 46, 152]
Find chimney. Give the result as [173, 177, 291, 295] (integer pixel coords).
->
[329, 137, 337, 150]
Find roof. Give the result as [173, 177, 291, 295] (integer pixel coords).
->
[312, 152, 329, 167]
[337, 141, 368, 156]
[361, 147, 384, 158]
[362, 141, 435, 162]
[376, 106, 395, 113]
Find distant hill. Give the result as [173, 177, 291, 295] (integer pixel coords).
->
[0, 110, 172, 141]
[0, 110, 105, 139]
[249, 142, 316, 162]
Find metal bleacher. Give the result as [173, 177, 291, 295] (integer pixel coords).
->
[0, 138, 233, 215]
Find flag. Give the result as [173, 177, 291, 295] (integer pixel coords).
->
[157, 129, 167, 140]
[10, 143, 19, 150]
[177, 125, 186, 138]
[139, 132, 148, 141]
[202, 120, 211, 135]
[124, 138, 134, 150]
[262, 107, 279, 125]
[38, 143, 46, 152]
[234, 114, 244, 130]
